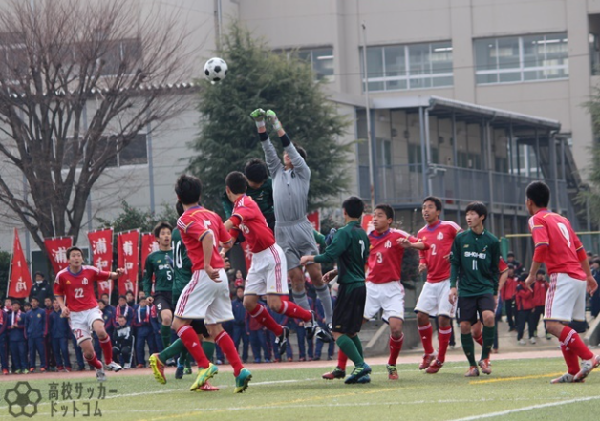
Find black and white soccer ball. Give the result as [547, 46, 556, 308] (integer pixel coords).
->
[203, 57, 227, 84]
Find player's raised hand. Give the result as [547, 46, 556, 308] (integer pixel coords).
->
[448, 287, 457, 305]
[587, 275, 598, 295]
[249, 108, 266, 121]
[266, 110, 283, 131]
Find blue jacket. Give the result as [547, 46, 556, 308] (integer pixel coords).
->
[48, 310, 70, 339]
[133, 305, 154, 328]
[231, 298, 246, 326]
[113, 305, 134, 327]
[0, 310, 7, 336]
[101, 305, 116, 332]
[8, 310, 26, 341]
[25, 307, 47, 339]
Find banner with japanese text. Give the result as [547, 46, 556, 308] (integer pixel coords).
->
[8, 228, 32, 299]
[117, 230, 140, 297]
[307, 210, 320, 232]
[140, 233, 158, 268]
[88, 229, 114, 298]
[240, 241, 252, 273]
[361, 214, 374, 234]
[44, 236, 74, 274]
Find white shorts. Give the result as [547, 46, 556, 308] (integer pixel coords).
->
[175, 269, 233, 324]
[69, 307, 103, 345]
[244, 244, 289, 296]
[364, 281, 405, 322]
[545, 273, 587, 322]
[415, 280, 456, 318]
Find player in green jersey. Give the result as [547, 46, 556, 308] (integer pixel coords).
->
[449, 201, 500, 377]
[143, 222, 175, 350]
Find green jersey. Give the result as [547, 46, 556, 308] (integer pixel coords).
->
[171, 227, 192, 297]
[222, 178, 274, 221]
[450, 229, 500, 297]
[313, 229, 326, 252]
[314, 220, 370, 289]
[142, 249, 174, 296]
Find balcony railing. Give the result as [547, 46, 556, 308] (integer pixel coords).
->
[359, 164, 569, 209]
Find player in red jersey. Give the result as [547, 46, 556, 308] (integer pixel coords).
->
[223, 171, 319, 356]
[173, 174, 251, 393]
[413, 197, 462, 373]
[524, 181, 600, 383]
[54, 247, 123, 382]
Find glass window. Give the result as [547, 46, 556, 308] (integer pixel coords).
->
[296, 47, 334, 82]
[119, 134, 148, 166]
[361, 41, 453, 92]
[474, 33, 568, 84]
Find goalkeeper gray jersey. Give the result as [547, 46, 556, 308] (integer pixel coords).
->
[261, 138, 310, 225]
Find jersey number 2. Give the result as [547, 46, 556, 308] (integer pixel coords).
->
[74, 288, 84, 298]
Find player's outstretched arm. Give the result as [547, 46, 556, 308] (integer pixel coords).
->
[267, 109, 310, 179]
[252, 109, 283, 176]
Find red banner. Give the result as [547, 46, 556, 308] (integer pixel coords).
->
[88, 229, 114, 298]
[44, 236, 73, 274]
[361, 214, 374, 234]
[117, 230, 140, 297]
[8, 228, 32, 299]
[241, 241, 253, 273]
[307, 210, 320, 232]
[141, 233, 158, 268]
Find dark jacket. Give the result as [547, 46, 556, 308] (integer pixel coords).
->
[30, 279, 54, 303]
[48, 310, 70, 339]
[25, 307, 47, 339]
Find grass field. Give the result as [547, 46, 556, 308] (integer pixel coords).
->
[1, 357, 599, 421]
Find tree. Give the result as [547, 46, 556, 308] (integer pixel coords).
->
[0, 0, 197, 260]
[96, 201, 178, 233]
[579, 88, 600, 226]
[188, 22, 352, 214]
[0, 250, 11, 300]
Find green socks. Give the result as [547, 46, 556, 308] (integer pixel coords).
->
[158, 338, 214, 366]
[203, 341, 215, 364]
[160, 325, 172, 349]
[159, 338, 184, 362]
[481, 325, 495, 360]
[335, 335, 364, 367]
[351, 335, 364, 358]
[461, 333, 477, 367]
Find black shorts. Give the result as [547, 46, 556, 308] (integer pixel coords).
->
[332, 284, 366, 335]
[153, 291, 173, 315]
[457, 293, 496, 325]
[190, 319, 210, 337]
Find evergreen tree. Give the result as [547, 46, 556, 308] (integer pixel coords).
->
[188, 22, 352, 215]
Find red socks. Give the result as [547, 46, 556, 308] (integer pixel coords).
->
[85, 353, 103, 370]
[177, 325, 210, 369]
[561, 343, 581, 375]
[249, 305, 283, 336]
[388, 334, 404, 366]
[418, 324, 434, 355]
[98, 336, 113, 365]
[215, 331, 244, 377]
[473, 333, 483, 346]
[437, 326, 453, 363]
[337, 350, 348, 370]
[559, 326, 594, 362]
[278, 300, 312, 322]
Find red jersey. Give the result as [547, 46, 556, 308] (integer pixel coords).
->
[515, 282, 534, 310]
[418, 220, 462, 283]
[367, 229, 417, 284]
[501, 276, 517, 301]
[528, 209, 586, 280]
[230, 195, 275, 253]
[533, 280, 548, 307]
[177, 206, 231, 271]
[54, 265, 111, 312]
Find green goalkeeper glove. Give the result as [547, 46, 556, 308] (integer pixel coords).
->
[249, 108, 266, 128]
[266, 110, 282, 131]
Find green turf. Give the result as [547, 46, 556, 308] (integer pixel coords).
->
[1, 358, 599, 420]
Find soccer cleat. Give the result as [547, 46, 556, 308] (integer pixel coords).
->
[573, 354, 600, 382]
[356, 374, 371, 384]
[198, 380, 219, 391]
[386, 365, 398, 380]
[479, 359, 492, 375]
[344, 363, 372, 384]
[149, 354, 167, 385]
[322, 367, 346, 380]
[305, 311, 318, 340]
[425, 359, 444, 374]
[464, 366, 480, 377]
[249, 108, 266, 121]
[184, 367, 192, 375]
[190, 363, 218, 391]
[551, 373, 577, 384]
[175, 358, 184, 380]
[315, 324, 334, 343]
[275, 326, 290, 356]
[234, 368, 252, 393]
[266, 110, 282, 131]
[96, 367, 107, 382]
[419, 352, 437, 370]
[106, 361, 122, 372]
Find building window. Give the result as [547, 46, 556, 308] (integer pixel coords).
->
[474, 33, 568, 84]
[62, 134, 147, 168]
[296, 48, 334, 82]
[98, 38, 143, 76]
[360, 42, 453, 92]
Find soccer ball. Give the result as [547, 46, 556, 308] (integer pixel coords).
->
[203, 57, 227, 83]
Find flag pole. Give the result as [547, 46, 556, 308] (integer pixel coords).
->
[6, 228, 15, 299]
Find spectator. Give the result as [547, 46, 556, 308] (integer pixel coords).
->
[94, 300, 116, 361]
[234, 270, 245, 287]
[48, 300, 71, 371]
[138, 290, 146, 302]
[23, 302, 31, 313]
[30, 272, 54, 304]
[532, 270, 549, 340]
[3, 298, 11, 312]
[590, 258, 600, 318]
[100, 293, 110, 306]
[501, 264, 518, 331]
[133, 298, 156, 368]
[113, 295, 134, 327]
[126, 290, 136, 307]
[43, 297, 56, 371]
[515, 274, 536, 345]
[293, 296, 314, 362]
[231, 286, 249, 364]
[248, 297, 270, 363]
[269, 305, 289, 362]
[9, 301, 27, 374]
[25, 297, 47, 373]
[314, 296, 335, 361]
[506, 251, 524, 275]
[70, 332, 85, 371]
[0, 303, 8, 374]
[112, 315, 133, 368]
